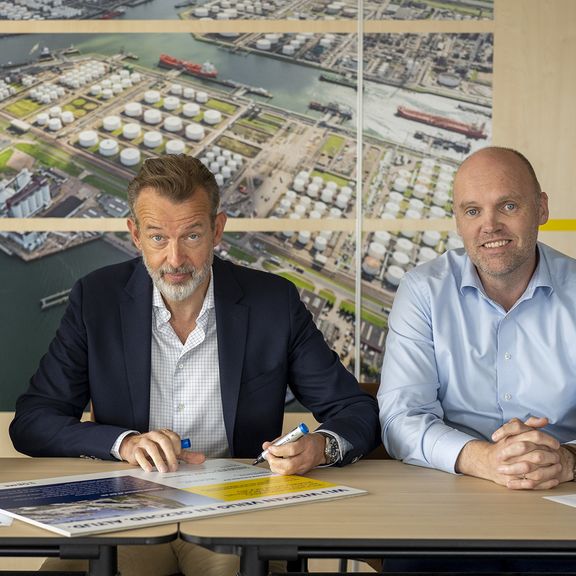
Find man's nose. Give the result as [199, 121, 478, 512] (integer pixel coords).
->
[166, 241, 185, 268]
[480, 209, 502, 233]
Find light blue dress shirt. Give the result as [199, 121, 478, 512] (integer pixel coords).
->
[378, 243, 576, 474]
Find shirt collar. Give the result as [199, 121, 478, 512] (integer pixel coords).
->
[152, 269, 215, 327]
[460, 243, 554, 300]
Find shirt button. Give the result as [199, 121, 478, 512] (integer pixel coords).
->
[504, 352, 512, 360]
[177, 403, 185, 412]
[504, 393, 512, 401]
[178, 364, 184, 370]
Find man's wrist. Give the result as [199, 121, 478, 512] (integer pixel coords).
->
[562, 444, 576, 481]
[315, 431, 341, 465]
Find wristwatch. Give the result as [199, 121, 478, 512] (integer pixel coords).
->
[317, 432, 341, 465]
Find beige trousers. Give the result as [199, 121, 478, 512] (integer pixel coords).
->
[41, 538, 286, 576]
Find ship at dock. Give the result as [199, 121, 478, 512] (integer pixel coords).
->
[158, 53, 218, 79]
[319, 72, 357, 90]
[396, 106, 487, 139]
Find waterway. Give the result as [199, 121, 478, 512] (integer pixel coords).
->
[0, 237, 131, 410]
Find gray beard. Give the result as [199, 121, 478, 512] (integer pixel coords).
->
[143, 254, 213, 303]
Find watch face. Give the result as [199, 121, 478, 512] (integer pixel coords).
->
[325, 436, 340, 464]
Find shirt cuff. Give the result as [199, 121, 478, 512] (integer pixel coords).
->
[110, 430, 139, 460]
[427, 428, 478, 474]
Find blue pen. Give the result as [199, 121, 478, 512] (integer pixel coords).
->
[252, 423, 309, 465]
[181, 438, 191, 449]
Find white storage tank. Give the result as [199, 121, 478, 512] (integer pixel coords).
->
[373, 230, 391, 247]
[409, 198, 424, 212]
[422, 231, 441, 248]
[196, 91, 208, 104]
[282, 45, 295, 56]
[293, 177, 306, 192]
[166, 139, 186, 155]
[183, 87, 196, 100]
[124, 102, 142, 117]
[61, 111, 74, 124]
[144, 109, 162, 125]
[368, 242, 386, 260]
[120, 147, 141, 167]
[321, 188, 335, 203]
[164, 116, 183, 132]
[297, 230, 311, 245]
[185, 123, 205, 141]
[433, 191, 450, 207]
[49, 106, 62, 118]
[204, 110, 222, 125]
[144, 90, 161, 104]
[412, 184, 429, 199]
[392, 251, 410, 269]
[99, 139, 118, 157]
[182, 102, 200, 118]
[335, 193, 349, 210]
[90, 84, 102, 96]
[389, 191, 404, 204]
[309, 210, 322, 219]
[170, 84, 183, 95]
[123, 123, 141, 140]
[294, 204, 307, 217]
[385, 265, 405, 287]
[103, 115, 121, 132]
[362, 256, 380, 277]
[280, 198, 292, 212]
[48, 118, 62, 131]
[447, 236, 464, 250]
[285, 190, 297, 202]
[79, 130, 98, 148]
[428, 206, 446, 219]
[101, 89, 114, 100]
[393, 177, 408, 193]
[163, 96, 180, 111]
[307, 183, 320, 198]
[297, 170, 310, 182]
[35, 113, 49, 126]
[314, 201, 327, 215]
[396, 238, 414, 254]
[314, 236, 328, 252]
[256, 39, 272, 51]
[329, 207, 342, 218]
[419, 247, 438, 263]
[143, 131, 163, 149]
[384, 202, 400, 215]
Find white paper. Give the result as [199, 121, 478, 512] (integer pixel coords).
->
[0, 512, 13, 527]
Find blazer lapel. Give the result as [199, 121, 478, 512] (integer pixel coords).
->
[119, 260, 153, 433]
[213, 257, 248, 455]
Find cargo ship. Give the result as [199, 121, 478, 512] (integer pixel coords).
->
[319, 72, 357, 90]
[158, 53, 218, 78]
[396, 106, 487, 139]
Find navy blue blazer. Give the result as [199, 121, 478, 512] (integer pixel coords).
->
[11, 256, 379, 463]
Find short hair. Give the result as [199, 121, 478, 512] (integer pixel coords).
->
[127, 154, 220, 223]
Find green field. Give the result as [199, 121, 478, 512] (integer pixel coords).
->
[5, 98, 41, 118]
[311, 170, 351, 189]
[218, 135, 260, 158]
[0, 148, 14, 170]
[15, 142, 82, 176]
[339, 300, 387, 328]
[277, 272, 315, 292]
[227, 246, 257, 264]
[423, 0, 492, 17]
[236, 117, 280, 136]
[82, 170, 129, 198]
[319, 288, 336, 306]
[206, 98, 238, 115]
[321, 134, 345, 158]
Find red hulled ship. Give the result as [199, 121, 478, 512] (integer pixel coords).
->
[396, 106, 487, 140]
[158, 54, 218, 79]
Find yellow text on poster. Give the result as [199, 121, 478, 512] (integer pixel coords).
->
[186, 476, 336, 501]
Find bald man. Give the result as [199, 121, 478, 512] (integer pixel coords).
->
[379, 147, 576, 491]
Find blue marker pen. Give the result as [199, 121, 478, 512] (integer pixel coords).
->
[181, 438, 191, 449]
[252, 423, 309, 465]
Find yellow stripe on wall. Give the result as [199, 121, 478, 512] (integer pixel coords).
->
[540, 220, 576, 231]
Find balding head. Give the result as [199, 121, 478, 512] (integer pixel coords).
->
[454, 147, 542, 204]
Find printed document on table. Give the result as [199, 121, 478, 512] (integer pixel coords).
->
[0, 513, 13, 527]
[545, 494, 576, 509]
[0, 459, 365, 537]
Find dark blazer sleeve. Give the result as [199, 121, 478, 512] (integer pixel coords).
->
[10, 263, 145, 460]
[224, 259, 380, 464]
[283, 281, 380, 464]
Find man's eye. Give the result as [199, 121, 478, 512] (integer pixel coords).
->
[504, 203, 516, 211]
[465, 208, 478, 217]
[151, 235, 163, 242]
[188, 234, 199, 240]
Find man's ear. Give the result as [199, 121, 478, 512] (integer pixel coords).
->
[127, 218, 142, 251]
